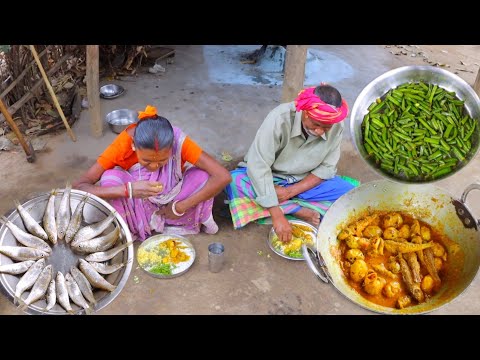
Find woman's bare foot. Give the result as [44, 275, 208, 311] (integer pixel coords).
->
[294, 207, 321, 227]
[201, 215, 219, 234]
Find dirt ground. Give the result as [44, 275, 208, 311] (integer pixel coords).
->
[1, 45, 480, 315]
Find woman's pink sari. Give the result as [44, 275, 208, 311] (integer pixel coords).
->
[100, 127, 217, 241]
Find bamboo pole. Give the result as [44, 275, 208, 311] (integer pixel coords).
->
[0, 98, 35, 162]
[29, 45, 77, 142]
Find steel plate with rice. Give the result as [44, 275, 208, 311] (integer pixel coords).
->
[137, 234, 195, 278]
[268, 220, 317, 260]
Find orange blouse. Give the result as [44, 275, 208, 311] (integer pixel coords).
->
[97, 124, 203, 170]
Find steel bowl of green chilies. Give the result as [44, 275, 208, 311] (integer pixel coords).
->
[350, 65, 480, 183]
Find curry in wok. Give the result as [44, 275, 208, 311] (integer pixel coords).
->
[337, 211, 461, 309]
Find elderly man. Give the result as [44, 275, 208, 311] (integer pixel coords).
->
[225, 84, 359, 242]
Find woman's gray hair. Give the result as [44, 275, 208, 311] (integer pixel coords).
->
[133, 115, 174, 151]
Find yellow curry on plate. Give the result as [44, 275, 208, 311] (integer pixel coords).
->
[271, 223, 315, 259]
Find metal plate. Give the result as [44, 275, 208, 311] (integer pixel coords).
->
[0, 189, 134, 315]
[267, 220, 317, 261]
[137, 234, 195, 279]
[100, 84, 125, 99]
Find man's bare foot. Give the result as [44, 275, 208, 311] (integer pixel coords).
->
[294, 207, 321, 227]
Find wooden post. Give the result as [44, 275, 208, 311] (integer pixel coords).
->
[86, 45, 102, 138]
[30, 45, 77, 142]
[0, 98, 36, 162]
[281, 45, 308, 103]
[474, 67, 480, 97]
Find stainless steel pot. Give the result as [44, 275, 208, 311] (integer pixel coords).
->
[0, 189, 134, 315]
[303, 180, 480, 314]
[105, 109, 137, 134]
[349, 65, 480, 184]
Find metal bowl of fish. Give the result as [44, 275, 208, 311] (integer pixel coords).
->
[137, 234, 195, 279]
[267, 220, 317, 261]
[0, 187, 134, 315]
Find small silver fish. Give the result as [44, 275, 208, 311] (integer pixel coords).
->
[65, 272, 93, 315]
[88, 261, 126, 275]
[0, 246, 49, 261]
[14, 258, 46, 304]
[0, 260, 35, 275]
[0, 216, 52, 253]
[85, 241, 133, 263]
[65, 195, 89, 244]
[45, 279, 56, 311]
[70, 266, 96, 304]
[78, 259, 117, 292]
[19, 265, 53, 310]
[56, 272, 75, 315]
[71, 212, 117, 246]
[14, 200, 48, 241]
[56, 183, 72, 241]
[43, 189, 58, 245]
[71, 227, 120, 254]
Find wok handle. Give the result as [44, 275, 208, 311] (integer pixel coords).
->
[456, 183, 480, 229]
[302, 243, 330, 284]
[461, 183, 480, 203]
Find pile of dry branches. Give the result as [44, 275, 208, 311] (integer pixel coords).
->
[0, 45, 149, 139]
[99, 45, 150, 77]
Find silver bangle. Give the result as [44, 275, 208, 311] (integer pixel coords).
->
[128, 182, 133, 199]
[171, 200, 185, 216]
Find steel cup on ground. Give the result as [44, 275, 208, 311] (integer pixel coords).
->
[208, 242, 225, 273]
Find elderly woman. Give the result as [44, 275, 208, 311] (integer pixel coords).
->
[225, 84, 359, 242]
[73, 105, 232, 241]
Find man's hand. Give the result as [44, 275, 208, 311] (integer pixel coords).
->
[132, 181, 163, 198]
[272, 213, 292, 243]
[274, 185, 293, 203]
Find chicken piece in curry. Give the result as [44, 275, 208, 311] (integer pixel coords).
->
[337, 211, 453, 310]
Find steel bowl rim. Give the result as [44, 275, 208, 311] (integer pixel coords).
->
[350, 65, 480, 185]
[105, 109, 138, 133]
[105, 109, 137, 122]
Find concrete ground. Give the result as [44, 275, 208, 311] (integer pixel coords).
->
[1, 45, 480, 315]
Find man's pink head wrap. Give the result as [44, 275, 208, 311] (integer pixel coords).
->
[294, 87, 349, 124]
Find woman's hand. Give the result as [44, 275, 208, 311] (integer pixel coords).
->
[131, 181, 164, 198]
[156, 201, 185, 220]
